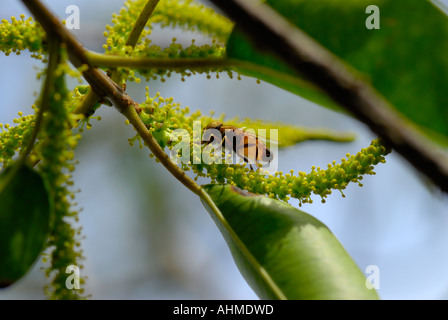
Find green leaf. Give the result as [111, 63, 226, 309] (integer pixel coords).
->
[202, 184, 378, 300]
[0, 165, 51, 288]
[227, 0, 448, 142]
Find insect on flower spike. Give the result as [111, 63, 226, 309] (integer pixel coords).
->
[203, 121, 274, 171]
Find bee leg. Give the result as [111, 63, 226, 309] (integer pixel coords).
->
[243, 156, 254, 171]
[218, 135, 226, 152]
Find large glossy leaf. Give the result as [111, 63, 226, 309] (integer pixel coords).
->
[0, 165, 51, 288]
[202, 184, 378, 300]
[227, 0, 448, 142]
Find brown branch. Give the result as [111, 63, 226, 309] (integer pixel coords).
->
[22, 0, 125, 110]
[21, 0, 202, 196]
[207, 0, 448, 193]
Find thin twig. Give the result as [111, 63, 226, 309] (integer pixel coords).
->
[74, 0, 160, 117]
[125, 0, 160, 48]
[110, 0, 160, 85]
[207, 0, 448, 193]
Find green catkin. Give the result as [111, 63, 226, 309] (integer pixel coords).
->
[103, 0, 234, 83]
[149, 0, 233, 41]
[0, 112, 36, 169]
[1, 2, 234, 84]
[104, 0, 232, 48]
[36, 52, 85, 300]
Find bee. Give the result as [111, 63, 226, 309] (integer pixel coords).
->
[203, 121, 273, 170]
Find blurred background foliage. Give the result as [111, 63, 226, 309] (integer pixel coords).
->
[1, 0, 448, 299]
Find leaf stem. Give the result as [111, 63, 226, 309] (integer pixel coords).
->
[0, 38, 60, 192]
[199, 190, 287, 300]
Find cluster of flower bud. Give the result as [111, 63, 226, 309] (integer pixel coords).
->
[0, 15, 45, 59]
[133, 90, 390, 204]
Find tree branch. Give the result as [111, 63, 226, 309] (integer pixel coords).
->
[21, 0, 202, 196]
[207, 0, 448, 192]
[125, 0, 160, 48]
[22, 0, 126, 109]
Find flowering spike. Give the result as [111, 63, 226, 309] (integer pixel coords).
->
[131, 91, 390, 204]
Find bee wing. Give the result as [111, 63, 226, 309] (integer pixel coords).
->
[234, 134, 259, 164]
[243, 131, 276, 154]
[255, 134, 280, 147]
[243, 132, 275, 162]
[226, 125, 280, 146]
